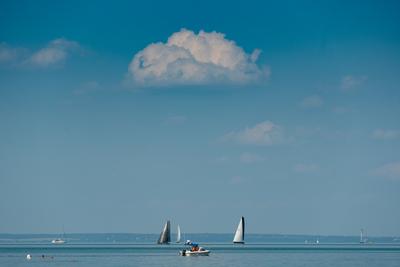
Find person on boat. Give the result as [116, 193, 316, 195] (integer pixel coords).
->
[190, 243, 199, 251]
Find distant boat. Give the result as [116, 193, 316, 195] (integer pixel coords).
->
[360, 228, 367, 244]
[51, 238, 65, 244]
[52, 228, 66, 244]
[157, 220, 171, 244]
[233, 216, 245, 244]
[176, 225, 181, 243]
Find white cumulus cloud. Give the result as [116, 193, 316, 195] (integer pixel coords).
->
[127, 29, 269, 86]
[27, 38, 81, 67]
[224, 120, 283, 145]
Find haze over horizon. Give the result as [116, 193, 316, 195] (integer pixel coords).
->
[1, 0, 399, 236]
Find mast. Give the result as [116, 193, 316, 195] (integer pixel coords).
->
[157, 220, 171, 244]
[233, 216, 245, 244]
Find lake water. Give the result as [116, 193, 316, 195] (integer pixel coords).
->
[1, 234, 399, 266]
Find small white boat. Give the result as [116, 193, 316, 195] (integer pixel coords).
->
[51, 238, 66, 244]
[180, 248, 210, 256]
[180, 240, 210, 256]
[52, 227, 67, 244]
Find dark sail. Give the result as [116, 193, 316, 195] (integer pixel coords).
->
[157, 220, 171, 244]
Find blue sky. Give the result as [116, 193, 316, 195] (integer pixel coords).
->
[0, 0, 400, 236]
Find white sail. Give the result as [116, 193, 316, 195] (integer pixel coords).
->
[360, 228, 367, 243]
[233, 217, 245, 244]
[176, 225, 181, 243]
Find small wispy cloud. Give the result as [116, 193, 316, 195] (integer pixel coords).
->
[230, 175, 245, 185]
[293, 163, 319, 173]
[300, 95, 324, 109]
[332, 106, 352, 114]
[240, 152, 265, 163]
[340, 75, 367, 92]
[372, 162, 400, 180]
[164, 115, 187, 125]
[371, 129, 400, 140]
[0, 38, 82, 68]
[73, 81, 100, 95]
[27, 38, 81, 67]
[223, 120, 283, 146]
[0, 42, 27, 66]
[127, 28, 269, 87]
[0, 43, 19, 62]
[214, 156, 229, 164]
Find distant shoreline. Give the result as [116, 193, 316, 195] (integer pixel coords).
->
[0, 233, 399, 244]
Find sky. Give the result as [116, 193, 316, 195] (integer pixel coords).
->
[0, 0, 400, 236]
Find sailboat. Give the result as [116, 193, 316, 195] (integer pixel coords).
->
[157, 220, 171, 244]
[52, 227, 66, 244]
[176, 225, 181, 243]
[360, 228, 367, 244]
[233, 216, 245, 244]
[51, 238, 65, 244]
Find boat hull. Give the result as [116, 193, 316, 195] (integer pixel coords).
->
[180, 250, 210, 256]
[51, 240, 65, 244]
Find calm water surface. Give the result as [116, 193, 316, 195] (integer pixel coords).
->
[1, 244, 399, 267]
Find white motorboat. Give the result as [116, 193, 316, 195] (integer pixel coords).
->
[180, 248, 210, 256]
[180, 240, 210, 256]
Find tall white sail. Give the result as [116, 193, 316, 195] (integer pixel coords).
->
[157, 220, 171, 244]
[233, 216, 245, 244]
[176, 225, 181, 243]
[360, 228, 367, 243]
